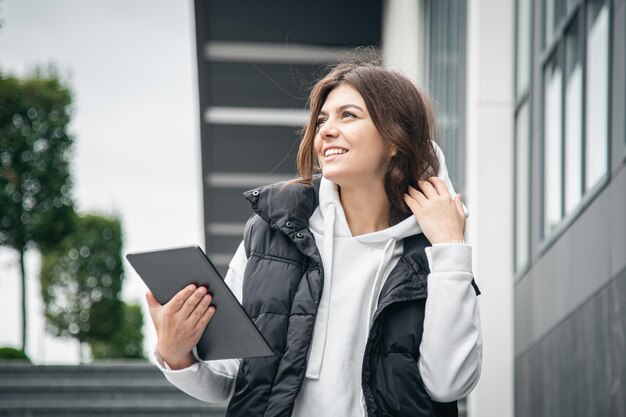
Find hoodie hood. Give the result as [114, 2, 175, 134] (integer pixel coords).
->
[309, 140, 469, 244]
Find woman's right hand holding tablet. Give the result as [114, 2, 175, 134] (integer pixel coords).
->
[146, 284, 216, 370]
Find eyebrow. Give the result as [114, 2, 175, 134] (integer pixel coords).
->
[318, 104, 365, 116]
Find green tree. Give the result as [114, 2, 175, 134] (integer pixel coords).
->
[0, 68, 75, 351]
[90, 302, 145, 360]
[40, 213, 144, 361]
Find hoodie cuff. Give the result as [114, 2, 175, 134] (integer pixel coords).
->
[154, 347, 200, 373]
[425, 243, 472, 273]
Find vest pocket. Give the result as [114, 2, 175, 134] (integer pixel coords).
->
[374, 351, 435, 416]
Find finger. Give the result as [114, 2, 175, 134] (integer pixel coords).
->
[418, 178, 438, 198]
[428, 177, 451, 198]
[191, 293, 212, 326]
[195, 305, 216, 332]
[407, 185, 427, 207]
[455, 194, 465, 217]
[404, 193, 421, 213]
[166, 284, 198, 313]
[179, 286, 209, 319]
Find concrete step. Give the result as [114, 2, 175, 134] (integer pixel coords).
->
[0, 361, 227, 417]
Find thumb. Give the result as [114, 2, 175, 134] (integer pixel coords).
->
[145, 290, 162, 309]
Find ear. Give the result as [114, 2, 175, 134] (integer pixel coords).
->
[390, 148, 398, 157]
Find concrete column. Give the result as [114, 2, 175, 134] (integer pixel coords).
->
[465, 0, 515, 416]
[382, 0, 424, 84]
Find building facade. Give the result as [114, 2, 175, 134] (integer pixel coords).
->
[195, 0, 626, 415]
[514, 0, 626, 415]
[195, 1, 514, 416]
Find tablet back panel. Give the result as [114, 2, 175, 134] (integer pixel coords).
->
[127, 246, 273, 361]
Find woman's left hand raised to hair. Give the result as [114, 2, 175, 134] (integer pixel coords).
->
[403, 177, 466, 244]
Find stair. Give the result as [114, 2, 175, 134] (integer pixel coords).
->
[0, 361, 227, 417]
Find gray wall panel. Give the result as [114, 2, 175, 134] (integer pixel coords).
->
[515, 270, 626, 417]
[196, 0, 382, 254]
[206, 125, 300, 174]
[208, 62, 324, 109]
[611, 167, 626, 276]
[205, 235, 244, 258]
[206, 188, 255, 223]
[515, 166, 624, 355]
[204, 0, 382, 46]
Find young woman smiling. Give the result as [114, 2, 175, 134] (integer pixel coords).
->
[147, 62, 482, 417]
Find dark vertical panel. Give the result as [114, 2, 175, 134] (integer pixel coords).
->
[515, 355, 530, 417]
[594, 288, 611, 416]
[572, 302, 585, 417]
[607, 281, 624, 416]
[195, 0, 382, 252]
[516, 273, 626, 416]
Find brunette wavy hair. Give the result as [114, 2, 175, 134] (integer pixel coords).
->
[286, 61, 441, 226]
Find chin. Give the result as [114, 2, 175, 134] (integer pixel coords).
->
[321, 169, 350, 187]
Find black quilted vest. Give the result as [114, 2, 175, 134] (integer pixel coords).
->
[226, 175, 473, 417]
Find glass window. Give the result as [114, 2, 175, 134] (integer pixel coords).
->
[515, 103, 530, 271]
[544, 54, 563, 237]
[545, 0, 565, 47]
[564, 18, 583, 215]
[516, 0, 531, 97]
[585, 0, 609, 191]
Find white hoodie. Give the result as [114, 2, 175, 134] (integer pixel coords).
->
[156, 144, 482, 415]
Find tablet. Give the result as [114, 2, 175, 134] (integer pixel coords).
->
[126, 245, 273, 361]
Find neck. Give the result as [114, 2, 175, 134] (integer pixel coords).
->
[337, 180, 391, 236]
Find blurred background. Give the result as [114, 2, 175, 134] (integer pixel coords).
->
[0, 0, 624, 416]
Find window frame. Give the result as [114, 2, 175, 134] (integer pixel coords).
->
[513, 0, 534, 277]
[537, 0, 612, 256]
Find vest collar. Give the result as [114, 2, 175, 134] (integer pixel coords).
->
[243, 174, 322, 234]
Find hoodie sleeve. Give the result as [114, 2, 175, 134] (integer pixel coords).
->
[154, 240, 248, 403]
[418, 243, 482, 402]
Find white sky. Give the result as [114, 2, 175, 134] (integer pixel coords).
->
[0, 0, 203, 363]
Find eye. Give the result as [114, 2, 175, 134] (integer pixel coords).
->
[342, 111, 356, 119]
[315, 117, 327, 128]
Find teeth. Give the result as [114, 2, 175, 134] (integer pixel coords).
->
[324, 148, 347, 157]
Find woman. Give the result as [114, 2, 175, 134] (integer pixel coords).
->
[147, 62, 482, 417]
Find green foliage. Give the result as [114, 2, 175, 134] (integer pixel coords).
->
[0, 67, 77, 350]
[0, 347, 31, 361]
[40, 213, 145, 360]
[0, 69, 76, 251]
[90, 303, 145, 360]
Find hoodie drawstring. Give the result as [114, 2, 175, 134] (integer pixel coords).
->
[306, 202, 336, 379]
[367, 238, 396, 329]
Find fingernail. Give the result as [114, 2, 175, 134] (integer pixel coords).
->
[187, 284, 196, 290]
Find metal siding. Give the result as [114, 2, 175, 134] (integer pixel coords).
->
[206, 125, 299, 174]
[207, 62, 323, 108]
[195, 0, 382, 253]
[515, 2, 626, 414]
[206, 0, 382, 46]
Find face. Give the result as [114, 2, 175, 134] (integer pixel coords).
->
[313, 84, 395, 187]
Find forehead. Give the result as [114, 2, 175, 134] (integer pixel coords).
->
[321, 84, 365, 110]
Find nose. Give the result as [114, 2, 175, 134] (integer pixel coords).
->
[318, 118, 339, 140]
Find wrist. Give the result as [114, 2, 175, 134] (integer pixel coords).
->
[160, 350, 197, 370]
[435, 239, 466, 244]
[431, 235, 466, 244]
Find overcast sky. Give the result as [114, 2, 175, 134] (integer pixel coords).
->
[0, 0, 202, 363]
